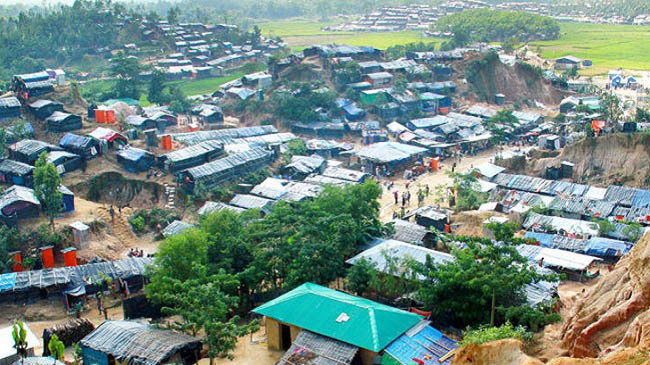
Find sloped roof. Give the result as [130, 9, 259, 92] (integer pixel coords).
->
[197, 201, 245, 215]
[354, 142, 427, 164]
[391, 219, 429, 245]
[161, 220, 195, 237]
[80, 321, 201, 365]
[0, 159, 34, 176]
[516, 244, 601, 271]
[382, 320, 456, 365]
[253, 282, 422, 352]
[0, 185, 40, 212]
[285, 155, 326, 175]
[277, 330, 358, 365]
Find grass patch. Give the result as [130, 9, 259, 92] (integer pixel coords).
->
[530, 22, 650, 75]
[175, 73, 245, 96]
[258, 19, 444, 50]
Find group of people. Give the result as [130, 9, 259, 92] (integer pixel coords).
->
[128, 248, 145, 257]
[393, 183, 431, 208]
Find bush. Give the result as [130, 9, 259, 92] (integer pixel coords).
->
[129, 216, 146, 233]
[502, 303, 561, 332]
[461, 322, 531, 347]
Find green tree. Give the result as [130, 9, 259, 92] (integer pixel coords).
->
[167, 6, 181, 25]
[448, 172, 487, 212]
[486, 221, 519, 242]
[345, 257, 376, 296]
[110, 53, 144, 99]
[502, 36, 518, 54]
[250, 25, 262, 45]
[484, 110, 518, 143]
[48, 334, 65, 362]
[34, 152, 62, 228]
[148, 69, 168, 105]
[12, 321, 29, 363]
[600, 93, 623, 127]
[417, 234, 556, 328]
[392, 73, 408, 95]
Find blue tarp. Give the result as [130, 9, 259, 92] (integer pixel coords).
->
[585, 237, 632, 257]
[383, 322, 457, 365]
[632, 190, 650, 209]
[0, 272, 17, 291]
[524, 232, 555, 247]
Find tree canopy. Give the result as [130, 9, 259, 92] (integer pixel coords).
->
[33, 152, 62, 228]
[436, 9, 560, 47]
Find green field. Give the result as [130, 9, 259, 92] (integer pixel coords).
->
[258, 20, 443, 50]
[530, 22, 650, 75]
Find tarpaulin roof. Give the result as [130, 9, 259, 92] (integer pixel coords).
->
[354, 142, 427, 164]
[0, 159, 34, 176]
[516, 244, 601, 271]
[162, 140, 223, 163]
[347, 239, 453, 280]
[284, 155, 326, 175]
[391, 219, 429, 245]
[277, 330, 358, 365]
[197, 201, 245, 215]
[169, 125, 277, 145]
[117, 147, 152, 162]
[80, 321, 201, 365]
[161, 220, 194, 237]
[60, 133, 95, 149]
[88, 127, 127, 143]
[0, 257, 152, 294]
[251, 177, 322, 202]
[229, 194, 274, 211]
[0, 97, 21, 109]
[304, 175, 356, 187]
[253, 282, 422, 352]
[322, 166, 367, 183]
[10, 139, 60, 156]
[0, 185, 39, 213]
[186, 148, 272, 180]
[382, 320, 456, 365]
[523, 212, 599, 237]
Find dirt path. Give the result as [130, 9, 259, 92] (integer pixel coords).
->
[377, 147, 504, 222]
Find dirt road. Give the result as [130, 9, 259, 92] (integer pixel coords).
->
[377, 148, 502, 222]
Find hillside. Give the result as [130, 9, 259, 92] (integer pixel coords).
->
[461, 51, 566, 107]
[524, 134, 650, 188]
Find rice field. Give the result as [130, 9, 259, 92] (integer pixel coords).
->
[530, 22, 650, 75]
[257, 20, 444, 50]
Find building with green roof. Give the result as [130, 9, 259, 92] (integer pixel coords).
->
[253, 282, 422, 365]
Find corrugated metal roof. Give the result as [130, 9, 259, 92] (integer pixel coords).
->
[0, 185, 40, 211]
[304, 175, 356, 187]
[391, 219, 429, 245]
[169, 125, 277, 144]
[322, 166, 367, 183]
[251, 177, 322, 202]
[0, 97, 21, 109]
[197, 201, 245, 215]
[285, 155, 325, 175]
[229, 194, 274, 211]
[253, 282, 422, 352]
[382, 321, 456, 365]
[355, 142, 427, 164]
[516, 244, 601, 271]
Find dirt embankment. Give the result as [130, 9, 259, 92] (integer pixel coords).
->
[560, 231, 650, 358]
[70, 171, 166, 208]
[452, 339, 543, 365]
[459, 52, 566, 108]
[525, 134, 650, 188]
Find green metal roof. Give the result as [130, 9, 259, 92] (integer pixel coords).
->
[253, 283, 422, 352]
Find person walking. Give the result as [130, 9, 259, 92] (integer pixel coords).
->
[406, 190, 411, 205]
[393, 190, 399, 205]
[425, 184, 430, 197]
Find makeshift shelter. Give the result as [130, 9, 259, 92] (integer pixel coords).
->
[253, 283, 422, 364]
[229, 194, 274, 214]
[408, 206, 450, 232]
[347, 239, 453, 280]
[28, 99, 63, 120]
[523, 212, 599, 237]
[251, 177, 323, 202]
[70, 221, 91, 249]
[277, 330, 359, 365]
[382, 321, 457, 365]
[48, 151, 81, 175]
[0, 97, 21, 120]
[0, 257, 152, 303]
[0, 159, 34, 187]
[80, 321, 202, 365]
[9, 139, 61, 165]
[516, 244, 601, 279]
[59, 185, 75, 213]
[281, 155, 326, 180]
[0, 185, 40, 223]
[197, 201, 245, 215]
[125, 115, 156, 130]
[179, 148, 274, 191]
[59, 133, 100, 160]
[524, 232, 631, 260]
[88, 127, 128, 150]
[160, 140, 223, 173]
[116, 147, 155, 173]
[0, 324, 39, 365]
[354, 142, 427, 170]
[390, 219, 431, 245]
[321, 166, 368, 183]
[161, 220, 195, 237]
[304, 174, 356, 187]
[25, 80, 54, 96]
[168, 125, 277, 145]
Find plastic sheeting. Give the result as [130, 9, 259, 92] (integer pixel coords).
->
[0, 257, 152, 294]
